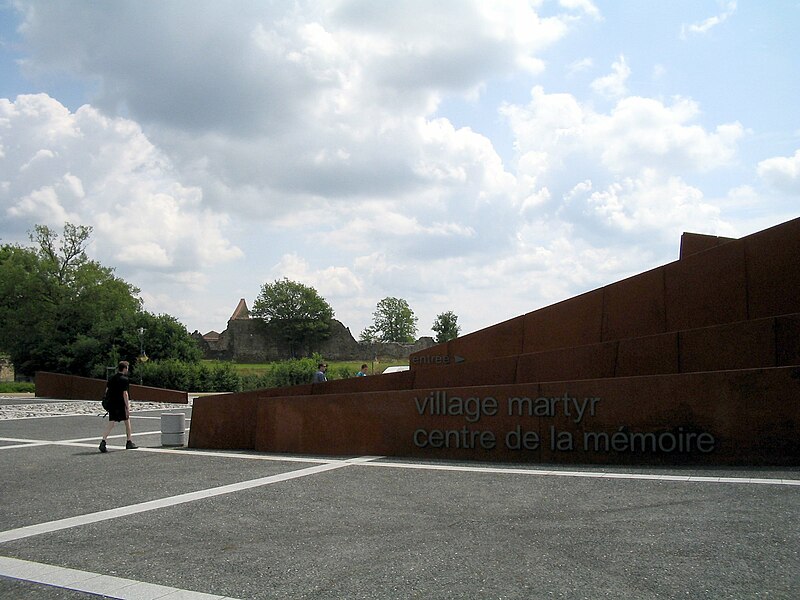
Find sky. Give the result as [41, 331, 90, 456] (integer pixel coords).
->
[1, 1, 798, 340]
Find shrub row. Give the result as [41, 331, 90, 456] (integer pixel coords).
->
[135, 359, 240, 392]
[0, 382, 35, 393]
[135, 358, 356, 392]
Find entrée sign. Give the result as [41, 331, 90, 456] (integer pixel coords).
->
[411, 390, 716, 455]
[410, 354, 465, 365]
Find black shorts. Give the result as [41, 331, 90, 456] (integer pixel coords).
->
[108, 401, 128, 422]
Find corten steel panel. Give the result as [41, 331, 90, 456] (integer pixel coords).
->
[664, 238, 748, 332]
[312, 370, 415, 394]
[186, 385, 313, 449]
[537, 367, 800, 465]
[128, 383, 188, 403]
[776, 314, 800, 367]
[515, 342, 617, 384]
[538, 376, 708, 465]
[249, 367, 800, 465]
[615, 332, 679, 378]
[260, 384, 314, 397]
[34, 372, 188, 403]
[523, 289, 604, 354]
[256, 387, 533, 461]
[744, 216, 800, 319]
[189, 383, 313, 450]
[602, 267, 667, 341]
[188, 394, 258, 450]
[447, 315, 525, 363]
[679, 318, 776, 374]
[34, 371, 77, 399]
[413, 356, 519, 389]
[255, 392, 425, 457]
[679, 232, 736, 259]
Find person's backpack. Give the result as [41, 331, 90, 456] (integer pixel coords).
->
[101, 390, 111, 412]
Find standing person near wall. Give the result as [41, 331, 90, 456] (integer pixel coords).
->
[99, 361, 137, 452]
[313, 363, 328, 383]
[357, 364, 369, 377]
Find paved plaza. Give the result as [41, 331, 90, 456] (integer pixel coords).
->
[1, 395, 798, 599]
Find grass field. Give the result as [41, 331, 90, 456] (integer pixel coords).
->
[203, 358, 409, 377]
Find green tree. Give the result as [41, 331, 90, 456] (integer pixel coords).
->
[251, 278, 334, 357]
[30, 222, 93, 287]
[0, 223, 140, 376]
[432, 310, 461, 343]
[135, 312, 202, 363]
[0, 223, 200, 377]
[367, 297, 418, 343]
[358, 325, 378, 343]
[0, 243, 58, 374]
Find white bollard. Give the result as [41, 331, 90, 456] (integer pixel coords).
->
[161, 412, 186, 447]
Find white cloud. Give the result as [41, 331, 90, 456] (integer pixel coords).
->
[7, 184, 78, 224]
[680, 1, 737, 39]
[15, 1, 573, 132]
[7, 1, 585, 227]
[582, 171, 726, 237]
[6, 1, 578, 268]
[595, 97, 744, 174]
[0, 93, 242, 293]
[505, 88, 744, 180]
[757, 150, 800, 194]
[501, 87, 585, 163]
[590, 55, 630, 99]
[567, 57, 593, 76]
[559, 0, 602, 21]
[498, 86, 745, 271]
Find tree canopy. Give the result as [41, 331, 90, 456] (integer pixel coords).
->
[0, 223, 200, 377]
[432, 310, 461, 343]
[135, 312, 202, 364]
[251, 278, 334, 356]
[363, 296, 418, 343]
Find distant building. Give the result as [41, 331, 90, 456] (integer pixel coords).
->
[192, 299, 433, 362]
[0, 355, 14, 382]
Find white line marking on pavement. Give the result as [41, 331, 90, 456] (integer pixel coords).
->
[0, 555, 238, 599]
[3, 436, 799, 488]
[0, 434, 364, 463]
[0, 440, 51, 450]
[0, 412, 108, 421]
[0, 459, 363, 544]
[0, 432, 165, 450]
[0, 437, 53, 444]
[356, 459, 800, 487]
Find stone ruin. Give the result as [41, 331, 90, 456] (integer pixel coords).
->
[192, 298, 434, 362]
[0, 355, 14, 382]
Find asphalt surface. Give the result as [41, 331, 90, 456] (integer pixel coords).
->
[1, 396, 799, 599]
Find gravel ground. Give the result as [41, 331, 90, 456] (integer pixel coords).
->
[0, 398, 191, 420]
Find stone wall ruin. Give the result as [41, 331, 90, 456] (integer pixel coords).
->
[192, 301, 434, 362]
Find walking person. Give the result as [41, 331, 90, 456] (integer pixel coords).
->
[99, 360, 137, 452]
